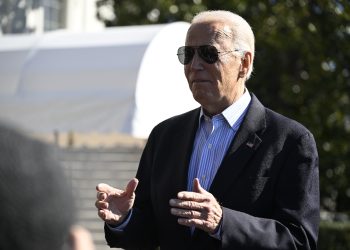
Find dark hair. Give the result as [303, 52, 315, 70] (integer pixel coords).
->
[0, 123, 74, 250]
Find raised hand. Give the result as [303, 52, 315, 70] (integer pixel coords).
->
[95, 178, 139, 226]
[169, 178, 222, 234]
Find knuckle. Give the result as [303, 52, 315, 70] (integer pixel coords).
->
[97, 192, 106, 200]
[97, 210, 106, 220]
[188, 218, 195, 226]
[189, 201, 196, 209]
[202, 204, 211, 213]
[204, 196, 212, 202]
[95, 200, 101, 208]
[199, 220, 206, 227]
[183, 201, 192, 209]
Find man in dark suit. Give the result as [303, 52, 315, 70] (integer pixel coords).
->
[95, 10, 319, 249]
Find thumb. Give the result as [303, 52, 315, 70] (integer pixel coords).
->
[193, 178, 206, 194]
[125, 178, 139, 198]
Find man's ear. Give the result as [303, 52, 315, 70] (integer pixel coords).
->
[239, 51, 252, 77]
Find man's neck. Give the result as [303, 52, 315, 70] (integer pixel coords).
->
[202, 86, 246, 117]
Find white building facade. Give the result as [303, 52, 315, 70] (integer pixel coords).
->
[0, 0, 104, 35]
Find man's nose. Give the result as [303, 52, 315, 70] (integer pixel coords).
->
[189, 51, 204, 70]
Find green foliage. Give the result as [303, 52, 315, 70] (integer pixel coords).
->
[96, 0, 206, 25]
[96, 0, 350, 212]
[238, 1, 350, 212]
[318, 221, 350, 250]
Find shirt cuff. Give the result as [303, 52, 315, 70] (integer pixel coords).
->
[106, 209, 133, 232]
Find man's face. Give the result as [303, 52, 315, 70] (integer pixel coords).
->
[184, 21, 243, 115]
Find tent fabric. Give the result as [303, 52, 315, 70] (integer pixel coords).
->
[0, 22, 199, 138]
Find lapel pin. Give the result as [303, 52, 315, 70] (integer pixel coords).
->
[246, 142, 254, 148]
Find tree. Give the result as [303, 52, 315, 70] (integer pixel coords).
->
[96, 0, 350, 213]
[96, 0, 207, 25]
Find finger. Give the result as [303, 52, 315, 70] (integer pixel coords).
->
[177, 217, 206, 229]
[124, 178, 139, 199]
[177, 191, 208, 202]
[177, 217, 220, 234]
[98, 209, 123, 226]
[97, 209, 116, 222]
[170, 208, 202, 219]
[96, 192, 107, 201]
[97, 209, 107, 220]
[96, 183, 110, 192]
[177, 217, 215, 233]
[96, 183, 123, 196]
[169, 198, 203, 210]
[95, 200, 108, 210]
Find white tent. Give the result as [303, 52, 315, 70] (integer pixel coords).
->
[0, 22, 199, 139]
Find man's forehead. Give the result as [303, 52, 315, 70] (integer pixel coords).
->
[187, 21, 233, 41]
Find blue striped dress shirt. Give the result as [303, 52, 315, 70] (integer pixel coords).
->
[187, 90, 251, 192]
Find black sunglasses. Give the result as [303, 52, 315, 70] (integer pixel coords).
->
[177, 45, 240, 65]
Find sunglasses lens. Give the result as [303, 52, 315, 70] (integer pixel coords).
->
[198, 45, 218, 64]
[177, 46, 194, 65]
[177, 45, 219, 65]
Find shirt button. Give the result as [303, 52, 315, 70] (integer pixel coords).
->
[208, 143, 212, 149]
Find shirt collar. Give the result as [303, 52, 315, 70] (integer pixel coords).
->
[199, 88, 251, 127]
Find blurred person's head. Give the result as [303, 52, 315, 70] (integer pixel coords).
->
[0, 123, 74, 250]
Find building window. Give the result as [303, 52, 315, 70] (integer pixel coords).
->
[43, 0, 65, 31]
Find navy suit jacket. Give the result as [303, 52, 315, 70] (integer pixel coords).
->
[105, 93, 320, 250]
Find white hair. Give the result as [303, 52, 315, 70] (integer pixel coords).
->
[192, 10, 255, 79]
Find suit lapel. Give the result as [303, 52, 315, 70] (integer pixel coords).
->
[171, 108, 201, 191]
[176, 109, 200, 239]
[210, 94, 266, 200]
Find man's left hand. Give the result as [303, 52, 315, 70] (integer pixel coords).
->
[169, 178, 222, 234]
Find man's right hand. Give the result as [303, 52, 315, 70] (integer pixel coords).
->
[95, 178, 139, 226]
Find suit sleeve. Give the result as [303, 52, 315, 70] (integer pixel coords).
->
[220, 132, 320, 250]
